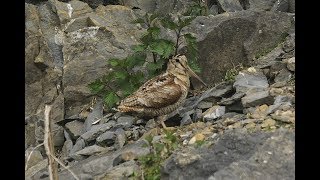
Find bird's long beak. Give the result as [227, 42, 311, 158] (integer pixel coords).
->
[186, 66, 207, 87]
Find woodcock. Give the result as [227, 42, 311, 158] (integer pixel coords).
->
[117, 54, 207, 128]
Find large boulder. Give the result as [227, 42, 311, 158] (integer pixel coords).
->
[61, 5, 145, 117]
[162, 128, 294, 179]
[181, 10, 293, 85]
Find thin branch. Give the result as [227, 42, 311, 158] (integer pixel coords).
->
[25, 143, 44, 171]
[50, 154, 80, 180]
[174, 28, 182, 56]
[44, 105, 59, 180]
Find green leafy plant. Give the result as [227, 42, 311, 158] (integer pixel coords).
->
[89, 12, 202, 108]
[138, 129, 179, 180]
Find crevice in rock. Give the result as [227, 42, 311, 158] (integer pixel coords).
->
[239, 0, 250, 10]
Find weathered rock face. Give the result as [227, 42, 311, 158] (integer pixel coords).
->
[181, 10, 293, 85]
[162, 128, 294, 179]
[62, 4, 144, 117]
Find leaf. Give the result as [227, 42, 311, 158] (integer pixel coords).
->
[160, 17, 178, 30]
[88, 79, 104, 94]
[125, 53, 146, 68]
[114, 70, 128, 80]
[132, 44, 146, 52]
[147, 27, 161, 39]
[149, 13, 159, 23]
[189, 59, 201, 73]
[104, 91, 120, 108]
[108, 58, 119, 67]
[149, 39, 175, 58]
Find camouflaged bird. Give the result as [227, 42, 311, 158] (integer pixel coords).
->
[117, 54, 207, 128]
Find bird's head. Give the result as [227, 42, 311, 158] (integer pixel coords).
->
[167, 54, 207, 86]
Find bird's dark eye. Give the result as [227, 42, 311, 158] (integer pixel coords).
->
[175, 59, 179, 62]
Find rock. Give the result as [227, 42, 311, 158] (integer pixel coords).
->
[96, 160, 140, 179]
[234, 69, 269, 94]
[25, 148, 44, 170]
[181, 114, 192, 126]
[271, 110, 295, 123]
[203, 106, 226, 121]
[62, 5, 144, 117]
[271, 0, 289, 12]
[52, 124, 65, 147]
[51, 140, 149, 179]
[61, 139, 73, 160]
[162, 128, 294, 179]
[96, 131, 116, 147]
[248, 0, 279, 11]
[69, 138, 86, 159]
[182, 10, 292, 85]
[74, 145, 107, 156]
[115, 128, 126, 149]
[83, 99, 103, 132]
[49, 0, 93, 24]
[145, 119, 157, 129]
[197, 101, 213, 109]
[211, 128, 294, 180]
[254, 45, 284, 69]
[249, 104, 269, 119]
[285, 57, 295, 71]
[274, 68, 292, 84]
[217, 0, 243, 12]
[192, 109, 203, 121]
[241, 90, 274, 108]
[25, 159, 48, 179]
[269, 61, 287, 79]
[261, 118, 276, 128]
[65, 120, 85, 140]
[188, 133, 205, 145]
[219, 92, 245, 105]
[208, 5, 219, 15]
[117, 116, 134, 129]
[81, 121, 115, 142]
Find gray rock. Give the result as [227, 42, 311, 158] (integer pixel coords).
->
[170, 82, 233, 118]
[254, 45, 284, 69]
[248, 0, 278, 11]
[62, 5, 144, 117]
[74, 145, 107, 156]
[61, 139, 73, 160]
[241, 90, 274, 108]
[180, 114, 192, 126]
[274, 68, 292, 84]
[208, 5, 219, 15]
[197, 101, 213, 109]
[81, 121, 115, 142]
[145, 119, 157, 129]
[49, 140, 149, 179]
[212, 128, 294, 180]
[83, 99, 103, 132]
[96, 131, 116, 147]
[49, 0, 93, 24]
[286, 57, 295, 71]
[271, 0, 289, 12]
[203, 106, 226, 121]
[115, 128, 126, 149]
[193, 109, 203, 121]
[181, 10, 292, 85]
[269, 61, 287, 79]
[117, 116, 134, 129]
[219, 92, 245, 105]
[25, 159, 48, 179]
[65, 120, 85, 140]
[217, 0, 243, 12]
[97, 160, 139, 179]
[51, 123, 65, 147]
[69, 138, 86, 160]
[233, 70, 269, 94]
[162, 128, 294, 179]
[25, 148, 44, 170]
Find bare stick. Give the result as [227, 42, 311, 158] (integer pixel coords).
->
[44, 105, 59, 180]
[25, 143, 44, 171]
[50, 154, 80, 180]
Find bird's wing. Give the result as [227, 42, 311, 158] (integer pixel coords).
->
[119, 73, 183, 109]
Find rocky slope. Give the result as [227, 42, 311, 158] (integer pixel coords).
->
[25, 0, 295, 179]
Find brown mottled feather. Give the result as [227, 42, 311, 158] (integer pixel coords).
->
[119, 73, 182, 109]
